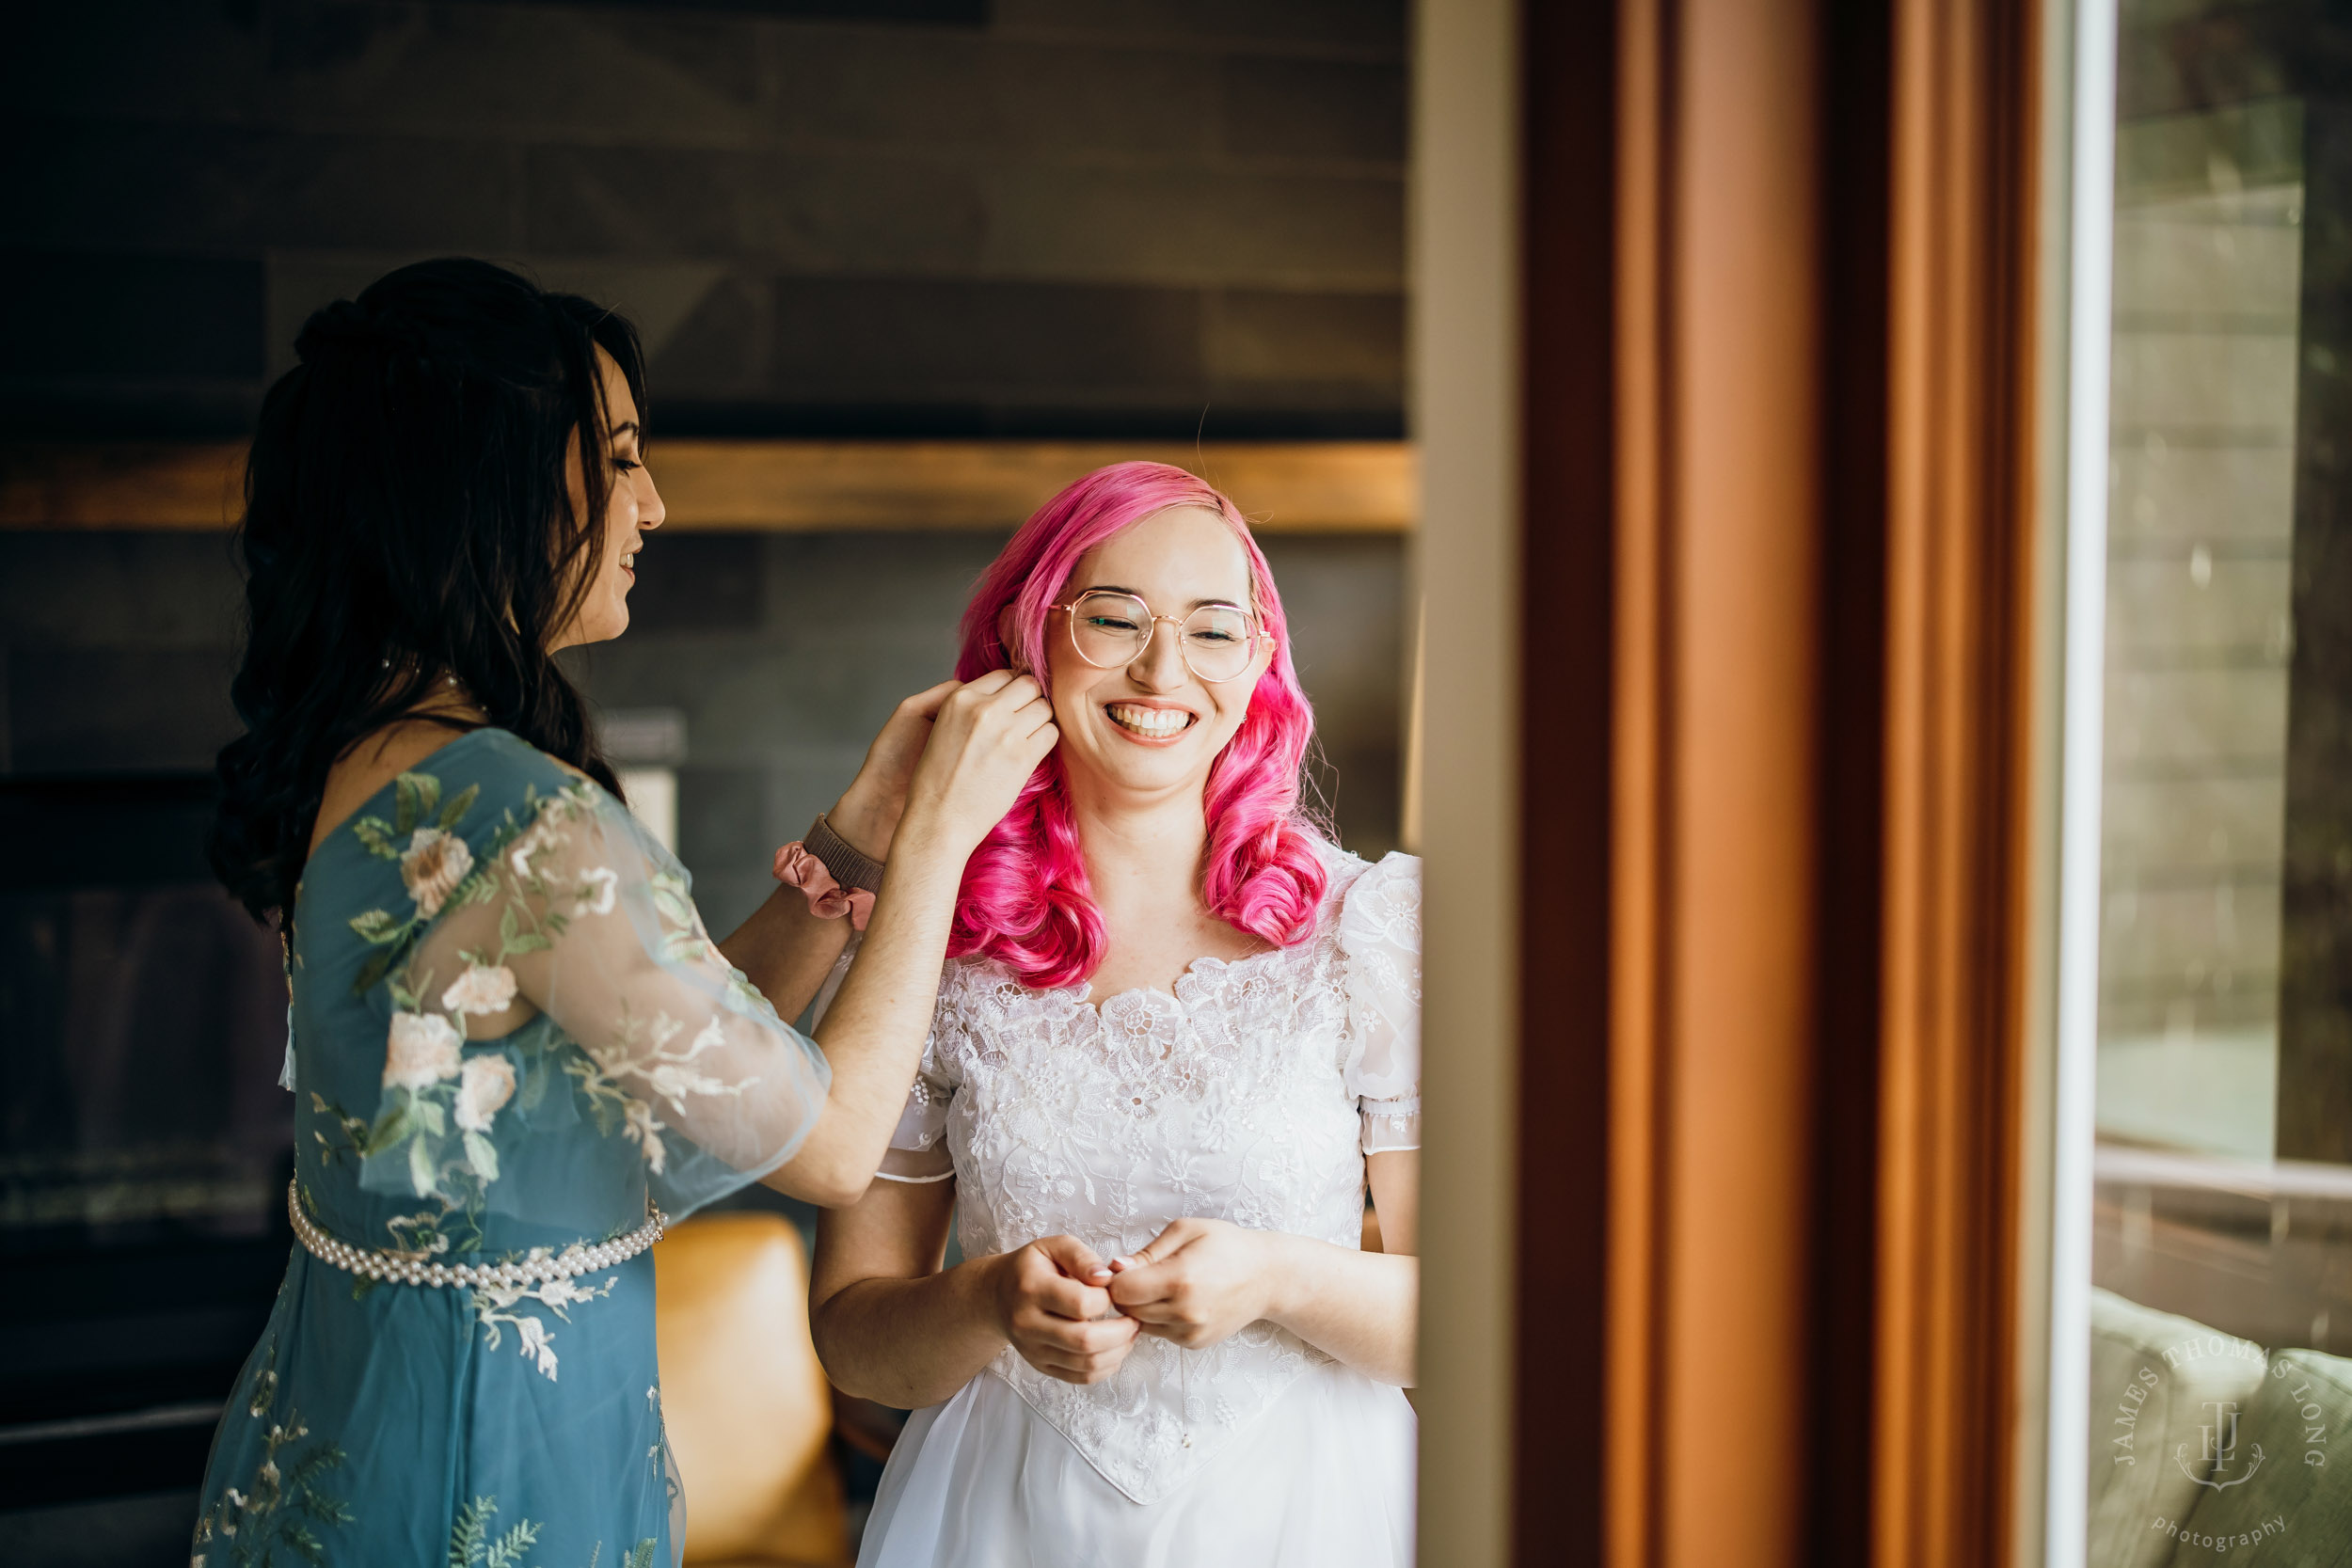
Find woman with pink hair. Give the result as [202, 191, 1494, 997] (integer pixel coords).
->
[810, 462, 1421, 1565]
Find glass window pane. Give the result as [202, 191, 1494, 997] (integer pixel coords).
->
[2079, 8, 2352, 1562]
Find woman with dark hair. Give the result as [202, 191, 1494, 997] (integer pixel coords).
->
[194, 258, 1054, 1566]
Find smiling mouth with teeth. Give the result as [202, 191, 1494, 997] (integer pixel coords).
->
[1105, 704, 1195, 738]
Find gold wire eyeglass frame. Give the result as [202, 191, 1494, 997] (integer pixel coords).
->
[1048, 592, 1272, 684]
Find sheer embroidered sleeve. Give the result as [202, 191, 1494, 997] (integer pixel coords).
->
[1337, 851, 1423, 1154]
[353, 760, 832, 1223]
[875, 999, 956, 1185]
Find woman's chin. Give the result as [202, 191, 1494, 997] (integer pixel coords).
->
[1068, 741, 1209, 797]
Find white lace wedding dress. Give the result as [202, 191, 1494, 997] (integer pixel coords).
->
[854, 846, 1422, 1568]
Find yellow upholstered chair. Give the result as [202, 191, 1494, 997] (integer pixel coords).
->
[653, 1212, 850, 1568]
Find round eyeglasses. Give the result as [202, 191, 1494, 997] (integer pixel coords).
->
[1051, 590, 1268, 684]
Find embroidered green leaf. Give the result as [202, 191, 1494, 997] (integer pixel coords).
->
[516, 1049, 551, 1114]
[648, 871, 691, 917]
[727, 974, 770, 1019]
[484, 1517, 541, 1568]
[449, 1496, 495, 1567]
[492, 901, 553, 957]
[564, 1056, 628, 1137]
[285, 1520, 328, 1565]
[360, 1104, 415, 1157]
[437, 781, 480, 831]
[288, 1441, 346, 1490]
[626, 1539, 658, 1568]
[463, 1131, 500, 1183]
[194, 1411, 348, 1565]
[410, 1098, 447, 1137]
[395, 772, 440, 835]
[349, 908, 405, 944]
[353, 945, 402, 998]
[407, 1134, 437, 1198]
[352, 816, 401, 860]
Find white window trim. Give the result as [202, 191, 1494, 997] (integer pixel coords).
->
[2046, 0, 2121, 1562]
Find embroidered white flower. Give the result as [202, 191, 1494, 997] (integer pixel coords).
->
[644, 1062, 710, 1108]
[441, 963, 518, 1017]
[507, 818, 559, 882]
[623, 1098, 668, 1175]
[572, 865, 618, 916]
[399, 827, 472, 918]
[537, 1275, 597, 1310]
[453, 1053, 517, 1133]
[471, 1266, 613, 1382]
[383, 1011, 462, 1091]
[641, 1018, 723, 1103]
[516, 1316, 559, 1380]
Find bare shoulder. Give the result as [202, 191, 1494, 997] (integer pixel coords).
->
[310, 719, 479, 855]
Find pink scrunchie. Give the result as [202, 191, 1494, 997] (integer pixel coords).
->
[773, 843, 875, 931]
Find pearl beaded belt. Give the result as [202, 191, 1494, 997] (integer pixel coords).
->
[287, 1180, 667, 1290]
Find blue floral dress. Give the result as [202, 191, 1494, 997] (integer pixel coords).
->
[193, 729, 831, 1567]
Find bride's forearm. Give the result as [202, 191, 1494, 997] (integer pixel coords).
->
[1261, 1235, 1418, 1386]
[812, 1254, 1010, 1408]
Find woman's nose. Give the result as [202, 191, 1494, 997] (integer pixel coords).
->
[1129, 621, 1187, 689]
[638, 467, 667, 531]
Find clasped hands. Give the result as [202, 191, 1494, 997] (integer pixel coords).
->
[988, 1218, 1286, 1386]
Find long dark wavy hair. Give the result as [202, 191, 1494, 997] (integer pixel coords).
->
[210, 258, 642, 930]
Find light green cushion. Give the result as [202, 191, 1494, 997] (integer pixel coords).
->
[2088, 1289, 2270, 1568]
[2168, 1346, 2352, 1566]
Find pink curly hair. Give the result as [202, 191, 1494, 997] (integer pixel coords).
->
[947, 461, 1328, 989]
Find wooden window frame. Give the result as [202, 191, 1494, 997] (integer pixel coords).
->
[1416, 0, 2058, 1562]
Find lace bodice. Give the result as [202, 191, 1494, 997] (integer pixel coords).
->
[880, 847, 1422, 1504]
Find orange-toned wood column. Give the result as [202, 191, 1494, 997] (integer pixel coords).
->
[1495, 0, 2047, 1558]
[1522, 0, 1833, 1562]
[1646, 0, 1829, 1560]
[1871, 0, 2044, 1563]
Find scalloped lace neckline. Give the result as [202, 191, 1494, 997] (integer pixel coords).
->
[1052, 939, 1301, 1014]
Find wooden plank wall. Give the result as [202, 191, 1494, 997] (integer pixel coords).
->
[0, 441, 1417, 533]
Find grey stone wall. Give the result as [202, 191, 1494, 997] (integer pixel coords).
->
[1, 528, 1404, 938]
[6, 0, 1405, 440]
[2096, 102, 2303, 1160]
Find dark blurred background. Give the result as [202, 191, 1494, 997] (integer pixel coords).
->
[0, 3, 1408, 1560]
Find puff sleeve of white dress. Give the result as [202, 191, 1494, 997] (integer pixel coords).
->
[1337, 850, 1422, 1155]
